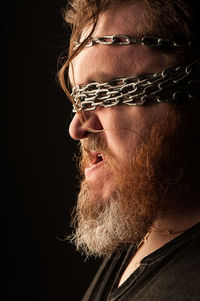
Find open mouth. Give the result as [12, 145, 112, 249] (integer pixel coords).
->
[90, 152, 104, 166]
[84, 151, 104, 178]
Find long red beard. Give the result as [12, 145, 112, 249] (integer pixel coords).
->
[68, 106, 197, 257]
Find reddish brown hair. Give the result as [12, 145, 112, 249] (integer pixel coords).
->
[58, 0, 200, 102]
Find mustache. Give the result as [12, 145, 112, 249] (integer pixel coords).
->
[76, 134, 114, 176]
[81, 134, 108, 154]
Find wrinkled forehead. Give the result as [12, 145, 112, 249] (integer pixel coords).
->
[68, 3, 199, 112]
[80, 2, 147, 39]
[69, 2, 169, 86]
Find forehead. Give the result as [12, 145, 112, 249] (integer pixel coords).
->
[68, 1, 175, 89]
[69, 2, 151, 85]
[82, 1, 147, 40]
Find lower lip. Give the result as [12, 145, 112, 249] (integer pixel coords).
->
[84, 160, 104, 178]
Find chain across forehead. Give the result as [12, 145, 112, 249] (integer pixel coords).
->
[71, 61, 200, 112]
[73, 34, 190, 50]
[71, 34, 199, 112]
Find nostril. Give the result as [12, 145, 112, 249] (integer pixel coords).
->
[69, 111, 103, 140]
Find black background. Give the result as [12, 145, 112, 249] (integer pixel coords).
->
[3, 1, 101, 300]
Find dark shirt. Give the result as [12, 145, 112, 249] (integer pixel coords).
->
[82, 222, 200, 301]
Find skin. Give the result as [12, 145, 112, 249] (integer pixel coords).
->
[69, 2, 175, 198]
[68, 1, 200, 287]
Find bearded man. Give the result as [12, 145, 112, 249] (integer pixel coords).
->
[58, 0, 200, 299]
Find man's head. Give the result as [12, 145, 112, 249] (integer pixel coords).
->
[59, 0, 200, 257]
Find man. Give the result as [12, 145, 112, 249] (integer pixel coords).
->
[59, 0, 200, 299]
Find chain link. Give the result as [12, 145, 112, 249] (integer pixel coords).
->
[71, 61, 200, 112]
[73, 34, 190, 50]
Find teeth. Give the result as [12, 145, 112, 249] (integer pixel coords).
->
[97, 153, 103, 160]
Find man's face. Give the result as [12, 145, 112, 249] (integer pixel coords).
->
[69, 2, 176, 197]
[68, 2, 178, 256]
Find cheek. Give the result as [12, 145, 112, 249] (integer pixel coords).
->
[107, 129, 140, 157]
[101, 106, 154, 159]
[104, 122, 143, 161]
[103, 106, 146, 135]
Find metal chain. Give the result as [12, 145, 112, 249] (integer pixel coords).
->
[71, 60, 200, 112]
[73, 34, 190, 50]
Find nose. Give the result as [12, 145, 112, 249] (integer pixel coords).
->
[69, 111, 103, 140]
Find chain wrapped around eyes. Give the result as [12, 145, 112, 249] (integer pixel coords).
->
[71, 60, 200, 112]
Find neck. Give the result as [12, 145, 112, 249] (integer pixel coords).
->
[137, 199, 200, 253]
[153, 199, 200, 233]
[117, 198, 200, 288]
